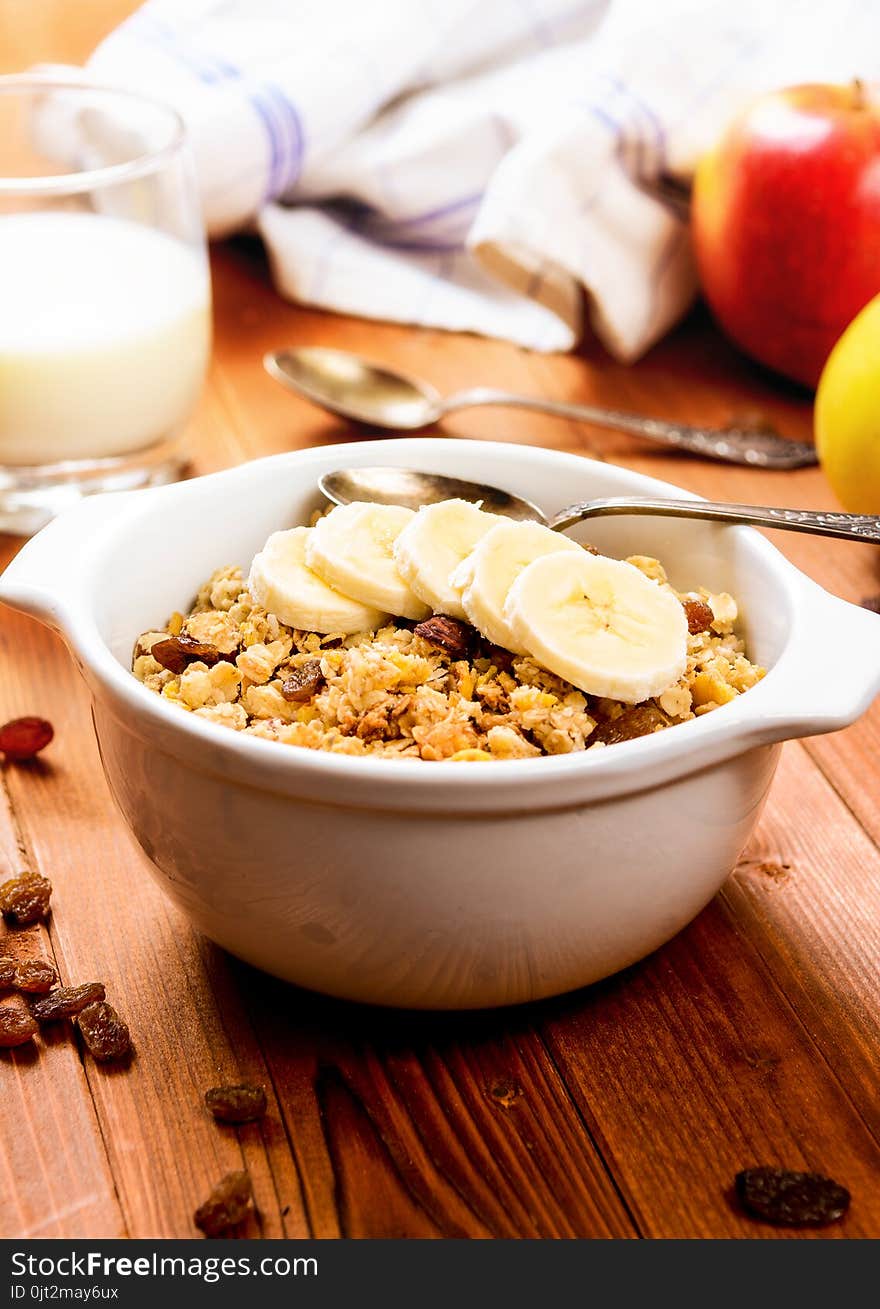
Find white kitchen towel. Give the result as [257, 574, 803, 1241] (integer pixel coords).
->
[86, 0, 880, 357]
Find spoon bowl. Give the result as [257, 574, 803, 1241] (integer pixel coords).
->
[265, 347, 441, 429]
[320, 466, 546, 521]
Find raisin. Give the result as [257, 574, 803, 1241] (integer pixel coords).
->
[12, 959, 58, 994]
[735, 1167, 850, 1227]
[205, 1084, 268, 1124]
[194, 1171, 254, 1237]
[0, 1004, 38, 1047]
[151, 635, 221, 673]
[592, 704, 671, 746]
[31, 982, 106, 1023]
[860, 594, 880, 615]
[0, 873, 52, 925]
[76, 1001, 132, 1062]
[0, 716, 54, 761]
[683, 598, 715, 634]
[414, 615, 476, 659]
[281, 660, 325, 702]
[0, 957, 14, 987]
[482, 643, 515, 672]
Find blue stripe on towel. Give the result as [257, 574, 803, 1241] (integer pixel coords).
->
[588, 103, 622, 135]
[602, 74, 666, 175]
[133, 12, 305, 201]
[391, 191, 484, 228]
[248, 90, 283, 201]
[265, 84, 305, 193]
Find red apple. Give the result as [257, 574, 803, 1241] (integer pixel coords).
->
[691, 82, 880, 388]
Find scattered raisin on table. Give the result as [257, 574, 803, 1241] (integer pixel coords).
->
[0, 717, 54, 761]
[0, 1004, 38, 1047]
[194, 1171, 254, 1237]
[281, 660, 325, 702]
[32, 982, 105, 1023]
[735, 1167, 850, 1227]
[205, 1084, 268, 1124]
[76, 1001, 132, 1062]
[0, 957, 15, 987]
[683, 598, 715, 635]
[12, 959, 58, 994]
[151, 635, 222, 673]
[413, 615, 476, 659]
[0, 873, 52, 925]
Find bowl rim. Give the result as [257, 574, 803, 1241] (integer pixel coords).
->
[7, 438, 859, 810]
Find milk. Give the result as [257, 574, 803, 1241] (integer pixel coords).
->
[0, 212, 211, 465]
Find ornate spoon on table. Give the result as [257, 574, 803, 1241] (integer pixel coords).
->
[319, 466, 880, 544]
[264, 346, 818, 471]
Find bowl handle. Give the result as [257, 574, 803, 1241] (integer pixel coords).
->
[768, 583, 880, 739]
[0, 493, 130, 633]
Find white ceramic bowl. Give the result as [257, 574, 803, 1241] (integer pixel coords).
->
[3, 439, 879, 1009]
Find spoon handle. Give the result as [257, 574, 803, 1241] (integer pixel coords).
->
[442, 388, 817, 470]
[550, 497, 880, 544]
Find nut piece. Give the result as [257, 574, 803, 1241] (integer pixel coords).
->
[413, 615, 476, 659]
[0, 717, 54, 761]
[151, 635, 222, 674]
[683, 599, 715, 635]
[194, 1171, 254, 1237]
[76, 1001, 132, 1062]
[735, 1167, 850, 1227]
[0, 1004, 38, 1047]
[31, 982, 106, 1023]
[0, 873, 52, 925]
[205, 1084, 268, 1124]
[12, 959, 58, 994]
[280, 660, 325, 702]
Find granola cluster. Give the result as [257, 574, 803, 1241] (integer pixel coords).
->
[131, 559, 764, 761]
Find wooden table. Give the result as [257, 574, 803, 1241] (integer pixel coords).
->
[2, 4, 879, 1242]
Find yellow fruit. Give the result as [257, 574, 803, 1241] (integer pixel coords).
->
[815, 294, 880, 512]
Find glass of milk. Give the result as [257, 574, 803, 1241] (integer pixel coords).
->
[0, 75, 212, 534]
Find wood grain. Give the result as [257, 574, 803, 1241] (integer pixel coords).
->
[540, 743, 880, 1239]
[0, 774, 124, 1239]
[242, 972, 635, 1238]
[724, 745, 880, 1141]
[2, 1, 880, 1242]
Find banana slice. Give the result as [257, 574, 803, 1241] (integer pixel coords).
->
[451, 519, 583, 653]
[248, 526, 388, 634]
[504, 550, 688, 702]
[305, 502, 430, 620]
[393, 499, 501, 619]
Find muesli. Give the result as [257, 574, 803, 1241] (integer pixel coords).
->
[132, 516, 764, 761]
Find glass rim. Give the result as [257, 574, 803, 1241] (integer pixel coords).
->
[0, 72, 188, 196]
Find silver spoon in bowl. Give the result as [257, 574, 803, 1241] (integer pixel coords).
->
[320, 466, 880, 544]
[266, 346, 819, 471]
